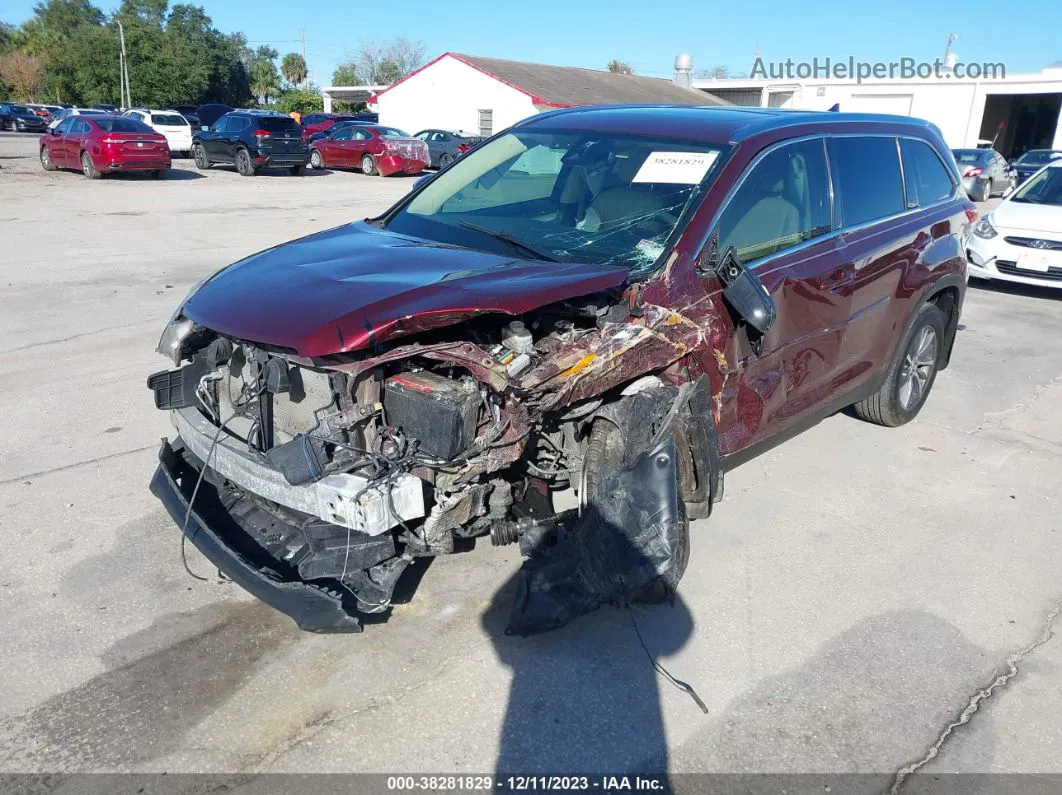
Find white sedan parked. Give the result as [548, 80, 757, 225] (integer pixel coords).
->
[966, 161, 1062, 289]
[123, 108, 193, 156]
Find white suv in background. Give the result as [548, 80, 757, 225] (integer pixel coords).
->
[124, 108, 193, 157]
[966, 160, 1062, 290]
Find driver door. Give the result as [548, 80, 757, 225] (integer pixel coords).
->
[703, 136, 854, 456]
[327, 126, 355, 166]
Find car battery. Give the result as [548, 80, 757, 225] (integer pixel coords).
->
[383, 372, 480, 460]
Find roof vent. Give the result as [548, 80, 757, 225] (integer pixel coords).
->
[674, 54, 694, 88]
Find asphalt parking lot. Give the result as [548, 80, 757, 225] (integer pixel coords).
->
[1, 128, 1061, 790]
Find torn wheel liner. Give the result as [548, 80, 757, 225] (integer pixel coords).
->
[507, 435, 688, 636]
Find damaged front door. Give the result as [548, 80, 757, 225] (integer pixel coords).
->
[704, 136, 853, 454]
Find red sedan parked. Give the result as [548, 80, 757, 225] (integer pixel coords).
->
[40, 114, 170, 179]
[309, 125, 429, 176]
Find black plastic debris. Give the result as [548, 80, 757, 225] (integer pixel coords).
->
[507, 434, 689, 635]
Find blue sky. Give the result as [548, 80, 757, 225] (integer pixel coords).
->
[2, 0, 1060, 86]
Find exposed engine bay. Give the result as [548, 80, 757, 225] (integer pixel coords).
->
[149, 286, 723, 633]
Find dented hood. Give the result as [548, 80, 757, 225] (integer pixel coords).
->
[182, 222, 628, 357]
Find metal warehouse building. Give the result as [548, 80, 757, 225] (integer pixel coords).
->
[692, 62, 1062, 158]
[364, 52, 726, 138]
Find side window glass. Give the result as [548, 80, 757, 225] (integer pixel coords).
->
[353, 130, 370, 141]
[75, 119, 90, 134]
[213, 117, 230, 132]
[333, 127, 353, 141]
[716, 138, 832, 263]
[56, 118, 74, 134]
[828, 137, 905, 227]
[900, 138, 955, 207]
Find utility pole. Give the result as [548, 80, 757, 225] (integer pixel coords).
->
[300, 28, 309, 85]
[117, 20, 130, 108]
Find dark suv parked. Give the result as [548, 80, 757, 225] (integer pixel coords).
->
[1, 103, 47, 132]
[150, 106, 973, 633]
[192, 111, 309, 176]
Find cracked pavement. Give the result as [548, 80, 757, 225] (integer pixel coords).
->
[1, 131, 1061, 789]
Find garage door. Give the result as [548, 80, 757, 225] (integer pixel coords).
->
[845, 94, 914, 116]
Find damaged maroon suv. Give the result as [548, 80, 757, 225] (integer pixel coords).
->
[149, 106, 973, 633]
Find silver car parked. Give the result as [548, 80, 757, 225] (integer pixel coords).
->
[952, 148, 1016, 202]
[413, 129, 482, 169]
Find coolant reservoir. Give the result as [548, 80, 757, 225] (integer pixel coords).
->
[502, 321, 533, 354]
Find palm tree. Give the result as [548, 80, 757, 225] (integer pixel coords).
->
[280, 52, 307, 87]
[251, 59, 280, 103]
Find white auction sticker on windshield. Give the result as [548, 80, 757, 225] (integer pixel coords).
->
[633, 151, 718, 184]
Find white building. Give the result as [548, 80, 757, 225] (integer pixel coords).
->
[370, 52, 725, 138]
[692, 63, 1062, 157]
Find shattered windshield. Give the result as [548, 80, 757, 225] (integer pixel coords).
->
[385, 129, 728, 273]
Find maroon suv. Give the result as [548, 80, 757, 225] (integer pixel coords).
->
[149, 106, 973, 632]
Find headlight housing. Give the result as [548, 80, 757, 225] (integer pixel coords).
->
[972, 215, 997, 240]
[155, 271, 219, 363]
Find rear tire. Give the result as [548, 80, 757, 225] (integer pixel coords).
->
[39, 146, 56, 171]
[192, 144, 209, 170]
[439, 152, 453, 169]
[970, 178, 989, 202]
[235, 148, 255, 177]
[852, 302, 947, 427]
[151, 169, 165, 179]
[80, 151, 101, 180]
[309, 149, 323, 170]
[361, 154, 377, 176]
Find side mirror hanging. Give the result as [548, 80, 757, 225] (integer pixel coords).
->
[703, 235, 777, 340]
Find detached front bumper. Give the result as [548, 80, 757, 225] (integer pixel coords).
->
[150, 439, 364, 632]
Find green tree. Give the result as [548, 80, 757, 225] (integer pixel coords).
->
[280, 52, 306, 86]
[273, 86, 322, 114]
[606, 59, 633, 75]
[6, 0, 253, 106]
[331, 62, 360, 85]
[250, 56, 279, 103]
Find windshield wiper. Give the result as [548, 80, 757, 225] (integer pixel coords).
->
[457, 221, 559, 262]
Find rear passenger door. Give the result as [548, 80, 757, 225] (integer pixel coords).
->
[710, 136, 853, 453]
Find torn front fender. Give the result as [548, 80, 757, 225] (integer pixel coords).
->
[507, 435, 688, 636]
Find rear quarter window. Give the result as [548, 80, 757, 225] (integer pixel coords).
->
[828, 137, 905, 227]
[900, 138, 956, 207]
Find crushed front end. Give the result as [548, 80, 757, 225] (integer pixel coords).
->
[148, 285, 722, 633]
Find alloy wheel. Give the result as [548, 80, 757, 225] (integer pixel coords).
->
[361, 155, 375, 175]
[897, 325, 938, 411]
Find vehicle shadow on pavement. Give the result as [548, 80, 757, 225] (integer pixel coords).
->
[483, 553, 697, 785]
[968, 278, 1062, 302]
